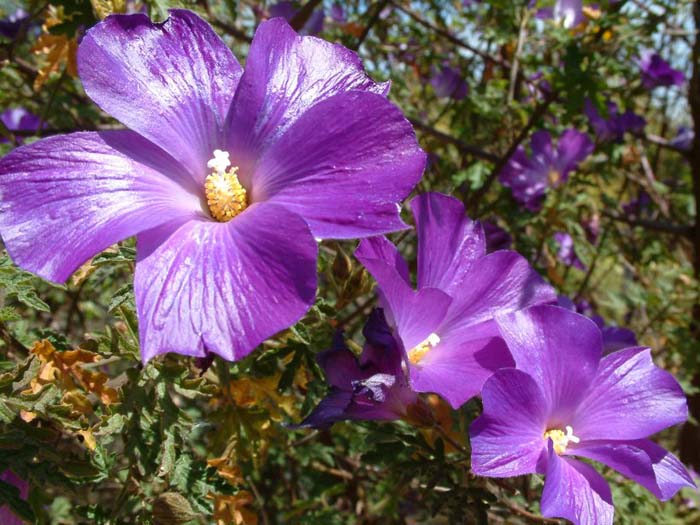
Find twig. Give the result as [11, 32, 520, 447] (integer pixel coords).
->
[468, 93, 556, 213]
[601, 211, 692, 236]
[390, 1, 510, 69]
[408, 118, 500, 162]
[353, 0, 391, 51]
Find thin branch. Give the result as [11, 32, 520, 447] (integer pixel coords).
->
[408, 118, 500, 162]
[601, 211, 693, 236]
[468, 93, 556, 213]
[353, 0, 391, 51]
[390, 1, 510, 69]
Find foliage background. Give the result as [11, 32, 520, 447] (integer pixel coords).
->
[0, 0, 698, 523]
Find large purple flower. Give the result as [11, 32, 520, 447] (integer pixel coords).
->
[585, 98, 646, 142]
[355, 192, 556, 408]
[298, 309, 420, 428]
[0, 108, 43, 144]
[0, 469, 28, 525]
[638, 51, 685, 90]
[0, 11, 425, 363]
[471, 305, 694, 525]
[499, 129, 593, 211]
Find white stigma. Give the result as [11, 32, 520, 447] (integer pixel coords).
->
[207, 149, 231, 175]
[427, 333, 441, 346]
[565, 425, 580, 444]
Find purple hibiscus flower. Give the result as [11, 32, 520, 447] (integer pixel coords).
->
[499, 129, 593, 212]
[430, 64, 468, 100]
[471, 306, 694, 525]
[638, 51, 685, 90]
[585, 98, 646, 142]
[0, 8, 28, 40]
[0, 11, 425, 363]
[670, 126, 693, 151]
[298, 309, 421, 428]
[0, 469, 28, 525]
[557, 296, 637, 353]
[0, 108, 43, 144]
[355, 192, 556, 409]
[269, 1, 324, 36]
[622, 190, 652, 216]
[553, 232, 585, 270]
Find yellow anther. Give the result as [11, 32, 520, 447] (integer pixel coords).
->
[205, 151, 247, 222]
[408, 333, 440, 365]
[544, 425, 580, 455]
[547, 169, 561, 185]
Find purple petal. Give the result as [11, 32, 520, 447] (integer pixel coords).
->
[252, 90, 425, 238]
[354, 236, 411, 286]
[411, 334, 513, 408]
[226, 18, 388, 179]
[439, 251, 557, 334]
[554, 129, 593, 177]
[317, 346, 363, 389]
[360, 308, 404, 376]
[410, 192, 485, 293]
[573, 347, 688, 441]
[496, 306, 602, 423]
[134, 202, 317, 362]
[355, 240, 453, 349]
[470, 369, 548, 477]
[530, 130, 554, 160]
[79, 10, 242, 180]
[0, 470, 28, 525]
[601, 326, 637, 353]
[297, 390, 353, 429]
[541, 450, 614, 525]
[573, 439, 695, 500]
[0, 131, 201, 283]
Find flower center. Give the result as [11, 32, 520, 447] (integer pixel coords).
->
[544, 425, 580, 455]
[547, 169, 561, 185]
[407, 333, 440, 364]
[205, 150, 248, 222]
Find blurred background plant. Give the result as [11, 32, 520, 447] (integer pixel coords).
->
[0, 0, 698, 523]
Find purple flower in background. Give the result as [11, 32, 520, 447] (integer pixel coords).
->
[0, 11, 425, 363]
[330, 3, 346, 23]
[482, 221, 512, 252]
[0, 470, 28, 525]
[430, 64, 468, 100]
[622, 190, 652, 216]
[499, 129, 593, 211]
[553, 232, 585, 270]
[670, 127, 693, 151]
[638, 51, 685, 90]
[537, 0, 585, 29]
[269, 1, 324, 35]
[0, 108, 43, 144]
[356, 192, 556, 408]
[557, 296, 637, 353]
[471, 306, 694, 525]
[585, 98, 646, 142]
[0, 8, 28, 40]
[298, 309, 420, 428]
